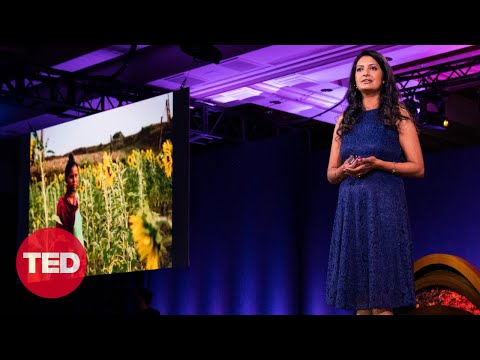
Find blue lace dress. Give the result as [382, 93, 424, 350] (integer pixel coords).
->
[326, 109, 416, 311]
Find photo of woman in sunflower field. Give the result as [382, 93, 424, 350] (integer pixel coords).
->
[29, 93, 174, 276]
[56, 153, 84, 247]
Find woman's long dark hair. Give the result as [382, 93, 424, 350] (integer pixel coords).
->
[337, 49, 411, 139]
[64, 153, 78, 180]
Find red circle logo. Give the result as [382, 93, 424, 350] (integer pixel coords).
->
[16, 228, 87, 298]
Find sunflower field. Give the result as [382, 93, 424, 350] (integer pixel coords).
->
[29, 131, 173, 276]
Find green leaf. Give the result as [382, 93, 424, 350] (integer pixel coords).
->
[52, 214, 63, 225]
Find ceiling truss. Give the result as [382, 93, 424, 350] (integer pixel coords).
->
[0, 64, 162, 118]
[396, 56, 480, 98]
[2, 58, 480, 143]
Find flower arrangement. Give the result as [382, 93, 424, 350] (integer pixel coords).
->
[416, 287, 480, 315]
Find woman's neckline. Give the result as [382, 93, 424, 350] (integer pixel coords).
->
[363, 108, 379, 112]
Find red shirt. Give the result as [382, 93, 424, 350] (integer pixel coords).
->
[56, 195, 78, 234]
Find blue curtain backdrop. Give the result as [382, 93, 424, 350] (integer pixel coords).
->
[148, 131, 307, 315]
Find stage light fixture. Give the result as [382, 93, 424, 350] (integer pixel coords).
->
[417, 110, 449, 129]
[414, 91, 449, 130]
[180, 45, 222, 64]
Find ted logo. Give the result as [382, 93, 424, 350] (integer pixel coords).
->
[16, 228, 87, 298]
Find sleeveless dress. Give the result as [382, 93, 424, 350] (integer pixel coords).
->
[326, 109, 416, 311]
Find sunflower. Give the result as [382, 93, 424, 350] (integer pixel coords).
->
[129, 207, 172, 270]
[162, 139, 172, 156]
[102, 152, 115, 188]
[129, 214, 159, 270]
[162, 155, 172, 178]
[161, 140, 173, 178]
[95, 176, 102, 189]
[145, 148, 154, 163]
[145, 249, 160, 270]
[127, 153, 136, 168]
[105, 164, 114, 187]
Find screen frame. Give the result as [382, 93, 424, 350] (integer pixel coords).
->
[18, 87, 190, 275]
[171, 87, 190, 268]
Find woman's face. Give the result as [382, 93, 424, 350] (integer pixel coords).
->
[66, 165, 79, 192]
[355, 55, 383, 95]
